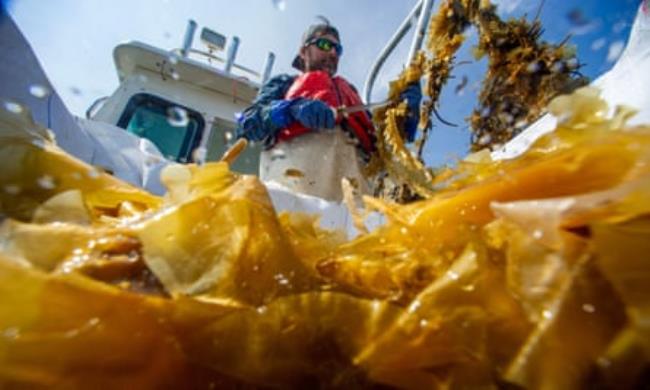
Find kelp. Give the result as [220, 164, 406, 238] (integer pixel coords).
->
[1, 83, 650, 388]
[370, 0, 586, 202]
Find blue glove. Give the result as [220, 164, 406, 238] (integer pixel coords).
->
[288, 98, 336, 130]
[400, 82, 422, 142]
[268, 100, 294, 129]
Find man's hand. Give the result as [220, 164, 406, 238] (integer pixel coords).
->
[400, 82, 422, 142]
[289, 99, 336, 130]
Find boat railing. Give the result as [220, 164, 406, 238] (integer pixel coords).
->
[176, 20, 275, 85]
[362, 0, 436, 103]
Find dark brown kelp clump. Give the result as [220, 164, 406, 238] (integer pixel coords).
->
[469, 2, 588, 150]
[419, 0, 588, 152]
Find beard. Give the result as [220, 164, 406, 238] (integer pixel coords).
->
[308, 57, 338, 75]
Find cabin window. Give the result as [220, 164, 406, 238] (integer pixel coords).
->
[206, 117, 262, 174]
[117, 93, 205, 162]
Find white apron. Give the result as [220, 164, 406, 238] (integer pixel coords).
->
[259, 127, 370, 202]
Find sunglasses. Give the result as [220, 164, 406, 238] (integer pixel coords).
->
[306, 37, 343, 56]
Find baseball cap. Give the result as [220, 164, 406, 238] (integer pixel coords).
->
[291, 22, 341, 71]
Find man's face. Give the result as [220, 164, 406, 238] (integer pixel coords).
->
[299, 33, 340, 76]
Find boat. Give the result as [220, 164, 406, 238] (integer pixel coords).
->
[0, 0, 437, 234]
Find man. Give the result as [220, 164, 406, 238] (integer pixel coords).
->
[236, 21, 421, 202]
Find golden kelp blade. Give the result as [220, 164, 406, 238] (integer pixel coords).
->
[354, 243, 530, 388]
[319, 125, 650, 302]
[0, 256, 406, 388]
[0, 257, 188, 388]
[182, 292, 403, 387]
[135, 163, 323, 306]
[591, 218, 650, 388]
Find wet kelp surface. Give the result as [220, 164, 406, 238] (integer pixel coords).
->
[1, 84, 650, 388]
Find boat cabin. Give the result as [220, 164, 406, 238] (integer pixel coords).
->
[88, 22, 273, 174]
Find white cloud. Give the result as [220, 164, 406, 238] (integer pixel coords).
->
[491, 0, 524, 14]
[591, 38, 607, 51]
[606, 40, 625, 63]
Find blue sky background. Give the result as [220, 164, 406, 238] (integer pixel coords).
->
[7, 0, 642, 167]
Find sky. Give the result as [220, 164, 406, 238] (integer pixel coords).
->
[6, 0, 642, 167]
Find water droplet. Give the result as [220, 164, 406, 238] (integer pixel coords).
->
[542, 310, 553, 320]
[270, 148, 286, 160]
[4, 101, 23, 114]
[171, 70, 180, 80]
[31, 139, 46, 149]
[551, 61, 565, 73]
[252, 264, 260, 272]
[447, 270, 460, 280]
[274, 273, 290, 286]
[597, 357, 611, 367]
[408, 300, 421, 313]
[462, 284, 475, 292]
[29, 84, 51, 99]
[400, 227, 408, 235]
[582, 303, 595, 313]
[478, 134, 492, 145]
[70, 86, 83, 96]
[224, 131, 234, 142]
[515, 120, 528, 129]
[533, 229, 544, 239]
[168, 54, 179, 64]
[87, 168, 101, 179]
[526, 61, 541, 74]
[3, 327, 20, 339]
[37, 175, 56, 189]
[167, 106, 189, 127]
[612, 20, 627, 34]
[192, 146, 207, 162]
[256, 305, 268, 314]
[271, 0, 286, 11]
[500, 113, 514, 124]
[3, 185, 21, 195]
[565, 58, 579, 70]
[607, 41, 625, 63]
[419, 318, 429, 328]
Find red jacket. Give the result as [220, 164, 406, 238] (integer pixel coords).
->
[277, 71, 376, 154]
